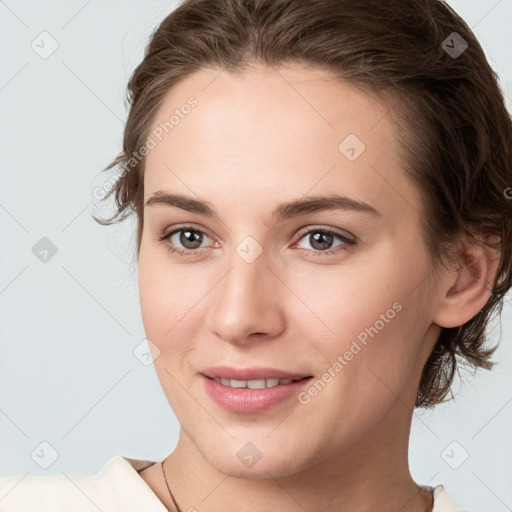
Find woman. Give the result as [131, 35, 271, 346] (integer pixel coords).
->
[1, 0, 510, 510]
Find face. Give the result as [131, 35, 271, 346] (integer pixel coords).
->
[138, 63, 442, 478]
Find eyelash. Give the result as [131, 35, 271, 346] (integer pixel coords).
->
[157, 224, 357, 258]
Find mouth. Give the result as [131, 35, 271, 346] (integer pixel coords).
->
[201, 366, 314, 413]
[206, 375, 310, 389]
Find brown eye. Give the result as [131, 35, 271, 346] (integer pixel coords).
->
[308, 231, 335, 250]
[175, 229, 204, 249]
[159, 225, 216, 257]
[295, 227, 356, 256]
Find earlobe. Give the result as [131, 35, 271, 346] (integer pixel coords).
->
[433, 235, 500, 329]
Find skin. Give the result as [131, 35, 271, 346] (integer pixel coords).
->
[136, 62, 499, 511]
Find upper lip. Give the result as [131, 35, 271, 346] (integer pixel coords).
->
[202, 366, 312, 381]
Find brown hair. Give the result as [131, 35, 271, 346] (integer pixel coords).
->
[93, 0, 512, 408]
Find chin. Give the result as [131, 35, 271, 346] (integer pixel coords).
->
[198, 435, 318, 480]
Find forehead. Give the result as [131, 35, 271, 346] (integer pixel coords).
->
[143, 63, 421, 222]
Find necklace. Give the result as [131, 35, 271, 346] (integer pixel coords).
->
[161, 458, 182, 512]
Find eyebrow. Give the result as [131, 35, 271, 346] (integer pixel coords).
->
[144, 191, 381, 221]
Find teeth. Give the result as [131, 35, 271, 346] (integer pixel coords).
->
[230, 379, 247, 388]
[212, 377, 301, 388]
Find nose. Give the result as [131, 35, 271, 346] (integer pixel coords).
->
[204, 246, 287, 346]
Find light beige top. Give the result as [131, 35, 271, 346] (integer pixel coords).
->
[0, 455, 469, 511]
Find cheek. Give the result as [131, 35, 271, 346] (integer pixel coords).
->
[296, 300, 425, 449]
[138, 246, 204, 411]
[293, 243, 430, 416]
[138, 243, 197, 349]
[287, 244, 411, 350]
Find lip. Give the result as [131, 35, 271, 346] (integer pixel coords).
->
[201, 365, 311, 381]
[201, 367, 313, 414]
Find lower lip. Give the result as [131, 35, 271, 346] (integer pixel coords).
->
[202, 375, 312, 414]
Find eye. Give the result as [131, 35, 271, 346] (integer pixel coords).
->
[157, 225, 217, 257]
[293, 227, 356, 256]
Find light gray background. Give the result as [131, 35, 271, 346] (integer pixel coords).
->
[0, 0, 511, 510]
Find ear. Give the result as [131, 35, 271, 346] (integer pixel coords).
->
[433, 233, 501, 328]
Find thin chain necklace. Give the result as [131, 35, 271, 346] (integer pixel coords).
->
[161, 458, 182, 512]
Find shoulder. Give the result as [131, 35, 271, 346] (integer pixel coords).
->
[0, 455, 167, 511]
[432, 484, 472, 512]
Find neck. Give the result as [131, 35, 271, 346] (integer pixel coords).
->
[162, 400, 433, 512]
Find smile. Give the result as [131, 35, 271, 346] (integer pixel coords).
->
[202, 374, 313, 414]
[212, 377, 304, 389]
